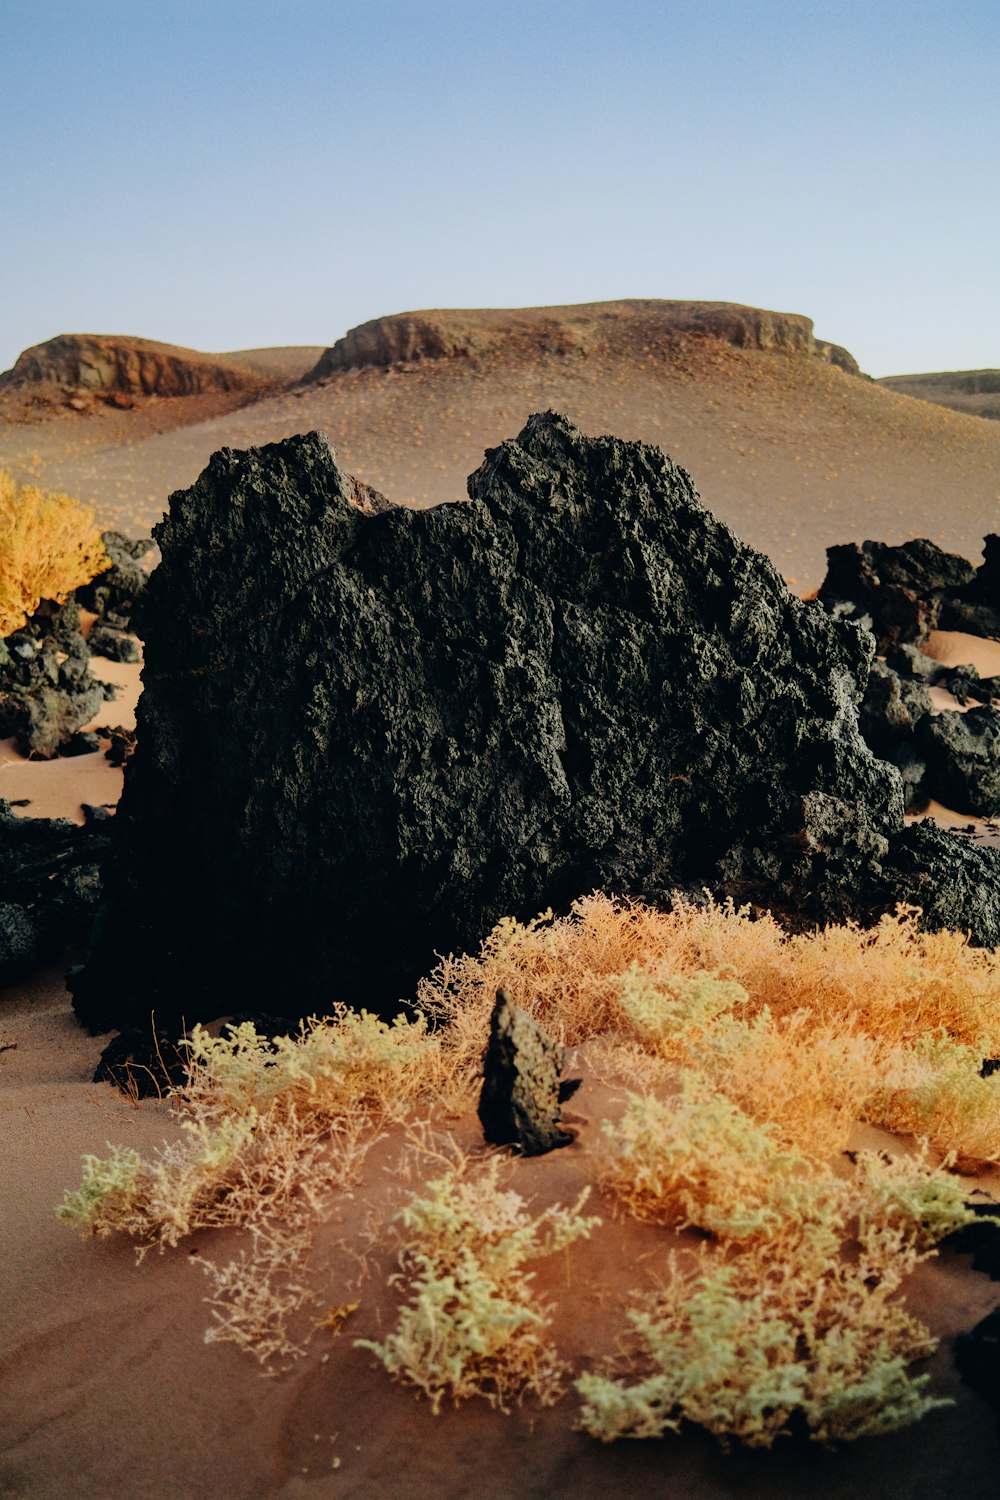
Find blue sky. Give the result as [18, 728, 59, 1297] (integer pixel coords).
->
[1, 0, 997, 376]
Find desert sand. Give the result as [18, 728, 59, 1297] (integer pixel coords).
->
[3, 966, 1000, 1500]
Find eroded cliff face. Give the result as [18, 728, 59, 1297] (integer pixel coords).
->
[0, 334, 269, 400]
[70, 413, 998, 1038]
[305, 300, 860, 379]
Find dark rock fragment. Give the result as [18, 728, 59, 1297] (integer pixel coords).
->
[92, 1026, 189, 1097]
[0, 600, 105, 757]
[888, 821, 1000, 941]
[819, 538, 975, 652]
[955, 1305, 1000, 1413]
[100, 726, 137, 767]
[88, 622, 140, 663]
[943, 1202, 1000, 1280]
[478, 990, 581, 1156]
[0, 799, 110, 989]
[68, 415, 1000, 1038]
[916, 706, 1000, 816]
[77, 530, 152, 631]
[59, 731, 101, 757]
[859, 660, 931, 759]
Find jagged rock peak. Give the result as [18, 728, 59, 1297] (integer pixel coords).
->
[304, 300, 860, 380]
[71, 412, 999, 1039]
[0, 334, 270, 399]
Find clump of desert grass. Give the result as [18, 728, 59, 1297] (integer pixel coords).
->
[59, 893, 1000, 1437]
[0, 468, 108, 635]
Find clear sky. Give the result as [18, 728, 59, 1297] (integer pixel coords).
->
[1, 0, 997, 377]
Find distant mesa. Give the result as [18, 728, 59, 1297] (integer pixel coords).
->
[0, 334, 270, 407]
[304, 299, 861, 381]
[877, 369, 1000, 422]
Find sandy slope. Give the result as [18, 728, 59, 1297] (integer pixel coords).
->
[3, 332, 1000, 589]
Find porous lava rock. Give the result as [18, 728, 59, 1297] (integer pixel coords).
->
[478, 990, 581, 1156]
[818, 539, 976, 652]
[0, 601, 109, 757]
[859, 660, 932, 759]
[76, 531, 152, 631]
[69, 414, 1000, 1037]
[0, 800, 110, 988]
[916, 706, 1000, 816]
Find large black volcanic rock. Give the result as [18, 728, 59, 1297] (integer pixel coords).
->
[69, 415, 1000, 1036]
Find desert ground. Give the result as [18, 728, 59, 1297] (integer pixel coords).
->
[3, 302, 1000, 1499]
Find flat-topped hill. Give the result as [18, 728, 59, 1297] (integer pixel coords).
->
[0, 334, 271, 411]
[877, 369, 1000, 422]
[305, 299, 860, 380]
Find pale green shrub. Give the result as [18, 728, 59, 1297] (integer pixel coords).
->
[358, 1158, 600, 1412]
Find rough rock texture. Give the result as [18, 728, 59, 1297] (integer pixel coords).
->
[887, 822, 1000, 936]
[955, 1306, 1000, 1414]
[70, 414, 1000, 1037]
[0, 601, 109, 757]
[76, 531, 152, 630]
[0, 335, 269, 401]
[0, 801, 110, 988]
[916, 707, 1000, 816]
[305, 300, 860, 380]
[477, 990, 580, 1156]
[859, 661, 932, 759]
[818, 539, 976, 652]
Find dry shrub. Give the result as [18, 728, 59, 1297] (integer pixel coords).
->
[598, 1073, 972, 1249]
[576, 1231, 943, 1448]
[422, 895, 1000, 1163]
[867, 1035, 1000, 1170]
[0, 469, 108, 635]
[58, 1010, 441, 1361]
[357, 1157, 600, 1412]
[584, 1082, 970, 1446]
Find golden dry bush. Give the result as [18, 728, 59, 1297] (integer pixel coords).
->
[0, 469, 108, 635]
[866, 1034, 1000, 1171]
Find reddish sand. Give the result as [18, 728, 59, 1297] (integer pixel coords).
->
[2, 971, 1000, 1500]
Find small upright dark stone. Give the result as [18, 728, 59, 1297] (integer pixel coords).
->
[478, 989, 581, 1156]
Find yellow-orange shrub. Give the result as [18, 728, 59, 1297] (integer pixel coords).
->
[0, 469, 108, 636]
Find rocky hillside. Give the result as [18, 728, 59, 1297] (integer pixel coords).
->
[877, 370, 1000, 422]
[305, 300, 861, 381]
[0, 334, 271, 414]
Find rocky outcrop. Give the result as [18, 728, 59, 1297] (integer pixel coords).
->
[305, 300, 860, 380]
[69, 415, 1000, 1039]
[0, 801, 110, 988]
[478, 991, 581, 1155]
[0, 335, 269, 402]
